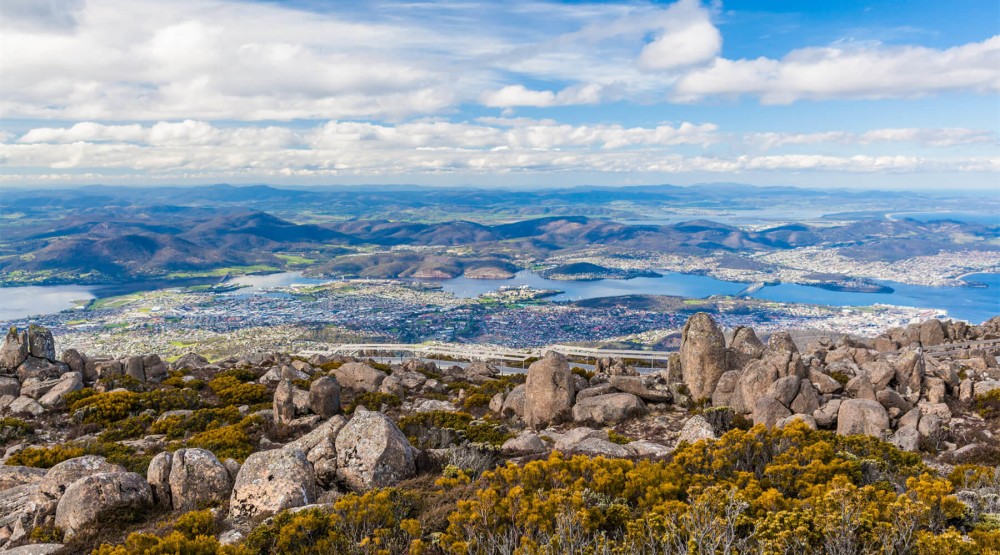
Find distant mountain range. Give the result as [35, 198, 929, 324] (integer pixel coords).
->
[1, 213, 997, 287]
[1, 184, 997, 285]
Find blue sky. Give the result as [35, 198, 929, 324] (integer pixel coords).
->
[0, 0, 997, 189]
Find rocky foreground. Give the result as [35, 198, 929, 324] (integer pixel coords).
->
[0, 315, 998, 554]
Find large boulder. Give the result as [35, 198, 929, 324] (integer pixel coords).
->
[273, 379, 297, 426]
[727, 326, 764, 370]
[501, 432, 548, 456]
[332, 363, 387, 392]
[0, 328, 29, 372]
[229, 449, 316, 524]
[571, 393, 646, 426]
[501, 384, 526, 419]
[38, 372, 83, 409]
[888, 348, 924, 399]
[40, 456, 126, 499]
[146, 452, 173, 508]
[752, 396, 792, 428]
[608, 375, 672, 403]
[309, 376, 341, 418]
[918, 319, 946, 347]
[523, 352, 575, 430]
[283, 415, 348, 488]
[15, 357, 69, 382]
[172, 352, 209, 371]
[124, 356, 145, 382]
[679, 313, 727, 401]
[27, 325, 56, 360]
[836, 399, 890, 438]
[737, 359, 778, 414]
[168, 448, 232, 511]
[55, 472, 152, 536]
[0, 466, 46, 492]
[335, 408, 415, 491]
[677, 414, 716, 444]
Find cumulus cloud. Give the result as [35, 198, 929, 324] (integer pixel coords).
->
[748, 128, 996, 151]
[1, 0, 997, 121]
[2, 119, 992, 180]
[674, 36, 1000, 103]
[637, 0, 721, 71]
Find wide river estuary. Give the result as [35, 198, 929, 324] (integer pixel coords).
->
[0, 270, 997, 324]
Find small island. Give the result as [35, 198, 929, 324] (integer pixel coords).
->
[539, 262, 662, 281]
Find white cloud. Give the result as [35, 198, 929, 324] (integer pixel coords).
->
[637, 0, 721, 71]
[2, 119, 992, 180]
[1, 0, 997, 122]
[748, 128, 996, 150]
[480, 84, 606, 108]
[675, 36, 1000, 103]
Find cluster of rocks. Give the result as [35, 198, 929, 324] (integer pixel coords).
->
[0, 314, 997, 550]
[492, 313, 1000, 459]
[0, 325, 172, 417]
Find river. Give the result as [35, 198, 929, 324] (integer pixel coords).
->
[1, 270, 997, 324]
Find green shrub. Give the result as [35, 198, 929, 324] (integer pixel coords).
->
[29, 524, 63, 543]
[70, 389, 200, 425]
[0, 417, 32, 446]
[99, 413, 154, 442]
[6, 445, 86, 468]
[150, 406, 244, 440]
[830, 371, 851, 385]
[462, 393, 492, 410]
[179, 415, 265, 462]
[397, 410, 513, 447]
[208, 374, 268, 406]
[346, 391, 402, 414]
[5, 440, 154, 473]
[608, 430, 633, 444]
[974, 389, 1000, 420]
[572, 366, 595, 380]
[175, 510, 217, 539]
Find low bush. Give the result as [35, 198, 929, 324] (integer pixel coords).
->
[177, 415, 265, 462]
[397, 410, 513, 447]
[0, 417, 32, 446]
[4, 438, 154, 473]
[243, 490, 423, 555]
[99, 413, 154, 442]
[346, 391, 402, 414]
[975, 389, 1000, 420]
[150, 406, 244, 440]
[175, 509, 218, 539]
[208, 374, 268, 406]
[70, 389, 200, 425]
[6, 444, 86, 468]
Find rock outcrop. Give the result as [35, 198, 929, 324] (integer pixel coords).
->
[571, 392, 646, 426]
[836, 399, 890, 438]
[229, 449, 317, 524]
[309, 376, 341, 418]
[523, 351, 575, 430]
[167, 448, 233, 511]
[335, 408, 415, 491]
[333, 362, 387, 392]
[679, 313, 727, 401]
[55, 472, 153, 536]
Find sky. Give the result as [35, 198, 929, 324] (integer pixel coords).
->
[0, 0, 998, 189]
